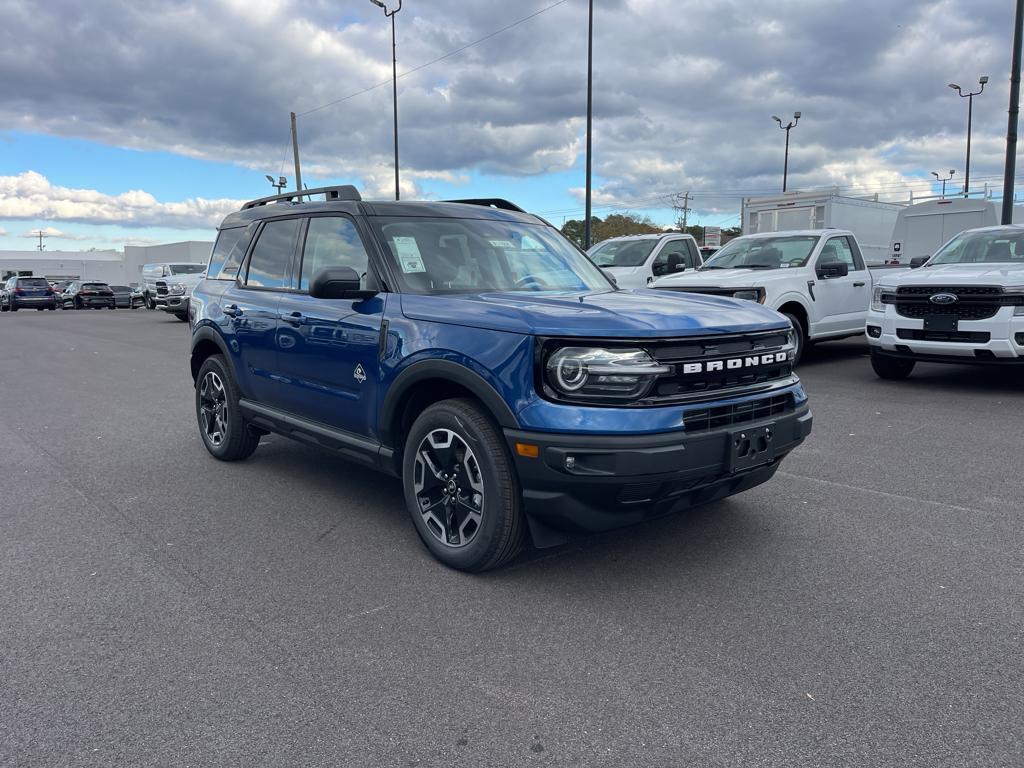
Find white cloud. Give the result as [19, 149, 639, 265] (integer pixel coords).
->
[18, 226, 88, 241]
[0, 172, 242, 229]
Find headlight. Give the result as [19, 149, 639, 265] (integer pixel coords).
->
[1005, 285, 1024, 315]
[732, 288, 765, 303]
[545, 347, 672, 401]
[871, 285, 885, 312]
[169, 283, 186, 295]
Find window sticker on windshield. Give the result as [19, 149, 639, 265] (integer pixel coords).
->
[489, 239, 515, 249]
[394, 237, 426, 273]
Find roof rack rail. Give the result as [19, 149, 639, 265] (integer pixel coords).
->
[241, 185, 362, 210]
[444, 198, 526, 213]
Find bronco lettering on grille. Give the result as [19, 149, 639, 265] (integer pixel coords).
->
[680, 352, 789, 375]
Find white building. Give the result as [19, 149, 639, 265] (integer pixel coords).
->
[0, 241, 213, 285]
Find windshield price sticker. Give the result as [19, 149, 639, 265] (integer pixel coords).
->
[394, 237, 426, 273]
[489, 239, 515, 249]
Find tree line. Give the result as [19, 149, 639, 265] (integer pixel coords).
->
[559, 213, 740, 249]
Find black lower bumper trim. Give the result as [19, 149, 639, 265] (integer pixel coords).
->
[505, 405, 812, 539]
[873, 347, 1024, 366]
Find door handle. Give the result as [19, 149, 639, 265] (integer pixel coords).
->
[853, 281, 866, 287]
[223, 303, 242, 317]
[283, 311, 306, 326]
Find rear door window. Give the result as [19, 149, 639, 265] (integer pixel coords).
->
[245, 219, 300, 289]
[299, 216, 371, 291]
[208, 225, 255, 280]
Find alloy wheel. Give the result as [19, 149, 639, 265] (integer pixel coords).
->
[413, 428, 485, 548]
[199, 370, 229, 447]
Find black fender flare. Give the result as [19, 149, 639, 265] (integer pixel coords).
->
[189, 325, 236, 383]
[379, 359, 519, 449]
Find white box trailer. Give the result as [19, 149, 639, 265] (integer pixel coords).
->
[742, 188, 903, 264]
[887, 198, 1024, 264]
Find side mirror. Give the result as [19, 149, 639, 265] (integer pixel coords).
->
[909, 256, 929, 269]
[600, 268, 618, 287]
[816, 261, 849, 279]
[308, 266, 377, 300]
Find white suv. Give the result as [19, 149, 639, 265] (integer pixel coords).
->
[866, 225, 1024, 378]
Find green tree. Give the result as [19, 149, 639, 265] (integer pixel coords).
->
[560, 212, 663, 248]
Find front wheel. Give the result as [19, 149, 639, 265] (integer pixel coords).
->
[402, 398, 524, 572]
[145, 294, 156, 310]
[871, 350, 915, 380]
[195, 356, 260, 461]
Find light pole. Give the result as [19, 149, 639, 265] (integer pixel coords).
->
[772, 112, 801, 192]
[584, 0, 593, 250]
[1003, 0, 1024, 224]
[370, 0, 402, 200]
[931, 169, 955, 198]
[265, 175, 287, 194]
[949, 76, 988, 197]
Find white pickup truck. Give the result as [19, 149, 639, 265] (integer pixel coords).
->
[866, 224, 1024, 379]
[587, 233, 703, 289]
[652, 229, 880, 362]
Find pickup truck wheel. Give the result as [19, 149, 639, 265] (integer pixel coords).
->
[782, 312, 805, 365]
[870, 350, 915, 380]
[403, 398, 524, 572]
[195, 356, 260, 461]
[145, 294, 156, 310]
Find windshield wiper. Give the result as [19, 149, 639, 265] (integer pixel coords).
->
[743, 264, 778, 269]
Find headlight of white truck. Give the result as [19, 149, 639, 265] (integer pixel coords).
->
[871, 285, 885, 312]
[1007, 286, 1024, 315]
[168, 283, 186, 296]
[732, 288, 766, 303]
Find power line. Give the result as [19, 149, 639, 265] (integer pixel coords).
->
[295, 0, 571, 118]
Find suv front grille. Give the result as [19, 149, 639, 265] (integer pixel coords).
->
[683, 393, 793, 432]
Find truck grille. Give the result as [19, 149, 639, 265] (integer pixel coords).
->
[683, 393, 793, 432]
[888, 285, 1010, 321]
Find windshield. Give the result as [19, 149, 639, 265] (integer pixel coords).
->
[168, 264, 206, 275]
[18, 278, 49, 287]
[370, 217, 612, 294]
[928, 229, 1024, 265]
[588, 239, 658, 267]
[701, 235, 820, 270]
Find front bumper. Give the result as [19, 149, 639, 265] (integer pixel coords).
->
[867, 307, 1024, 363]
[161, 296, 190, 314]
[505, 403, 812, 538]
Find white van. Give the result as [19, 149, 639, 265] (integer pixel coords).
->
[587, 233, 702, 288]
[887, 199, 1004, 266]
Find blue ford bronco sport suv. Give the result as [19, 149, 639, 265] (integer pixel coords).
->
[189, 186, 812, 571]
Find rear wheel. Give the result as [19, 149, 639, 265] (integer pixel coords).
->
[870, 350, 915, 380]
[195, 355, 260, 461]
[402, 398, 524, 572]
[146, 294, 156, 310]
[9, 303, 17, 312]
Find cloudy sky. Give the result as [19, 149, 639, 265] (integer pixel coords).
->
[0, 0, 1017, 250]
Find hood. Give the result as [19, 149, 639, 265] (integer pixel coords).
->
[169, 272, 206, 286]
[653, 267, 795, 288]
[878, 262, 1024, 287]
[400, 289, 788, 338]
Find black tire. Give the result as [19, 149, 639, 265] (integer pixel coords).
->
[9, 303, 17, 312]
[36, 307, 44, 311]
[174, 313, 188, 322]
[195, 355, 260, 461]
[74, 297, 83, 310]
[781, 312, 806, 365]
[870, 350, 915, 380]
[402, 398, 524, 572]
[145, 294, 156, 310]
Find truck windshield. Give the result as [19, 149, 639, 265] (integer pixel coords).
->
[587, 239, 658, 268]
[701, 235, 820, 270]
[168, 264, 206, 275]
[928, 229, 1024, 265]
[370, 217, 613, 294]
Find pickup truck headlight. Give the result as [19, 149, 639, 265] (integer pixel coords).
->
[871, 285, 885, 312]
[1006, 286, 1024, 315]
[732, 288, 765, 303]
[545, 347, 672, 401]
[168, 283, 186, 296]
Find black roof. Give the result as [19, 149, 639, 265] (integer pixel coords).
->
[219, 197, 542, 230]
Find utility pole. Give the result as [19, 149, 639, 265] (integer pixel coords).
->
[33, 230, 48, 251]
[1004, 0, 1024, 224]
[584, 0, 594, 250]
[671, 192, 692, 230]
[290, 111, 303, 200]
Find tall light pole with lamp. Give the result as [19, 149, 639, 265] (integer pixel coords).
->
[772, 112, 801, 192]
[948, 76, 988, 197]
[370, 0, 402, 200]
[931, 169, 955, 198]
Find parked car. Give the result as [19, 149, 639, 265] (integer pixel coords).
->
[61, 281, 116, 310]
[109, 284, 143, 309]
[587, 233, 703, 288]
[142, 262, 207, 310]
[867, 224, 1024, 378]
[188, 186, 812, 571]
[1, 276, 59, 311]
[652, 230, 893, 363]
[160, 273, 206, 321]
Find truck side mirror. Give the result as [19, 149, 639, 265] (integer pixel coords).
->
[816, 261, 849, 279]
[909, 256, 929, 269]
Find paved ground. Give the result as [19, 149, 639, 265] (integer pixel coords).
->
[0, 309, 1022, 767]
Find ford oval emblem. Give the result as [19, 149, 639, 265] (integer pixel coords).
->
[929, 292, 958, 305]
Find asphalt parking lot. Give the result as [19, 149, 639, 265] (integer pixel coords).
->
[1, 309, 1022, 767]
